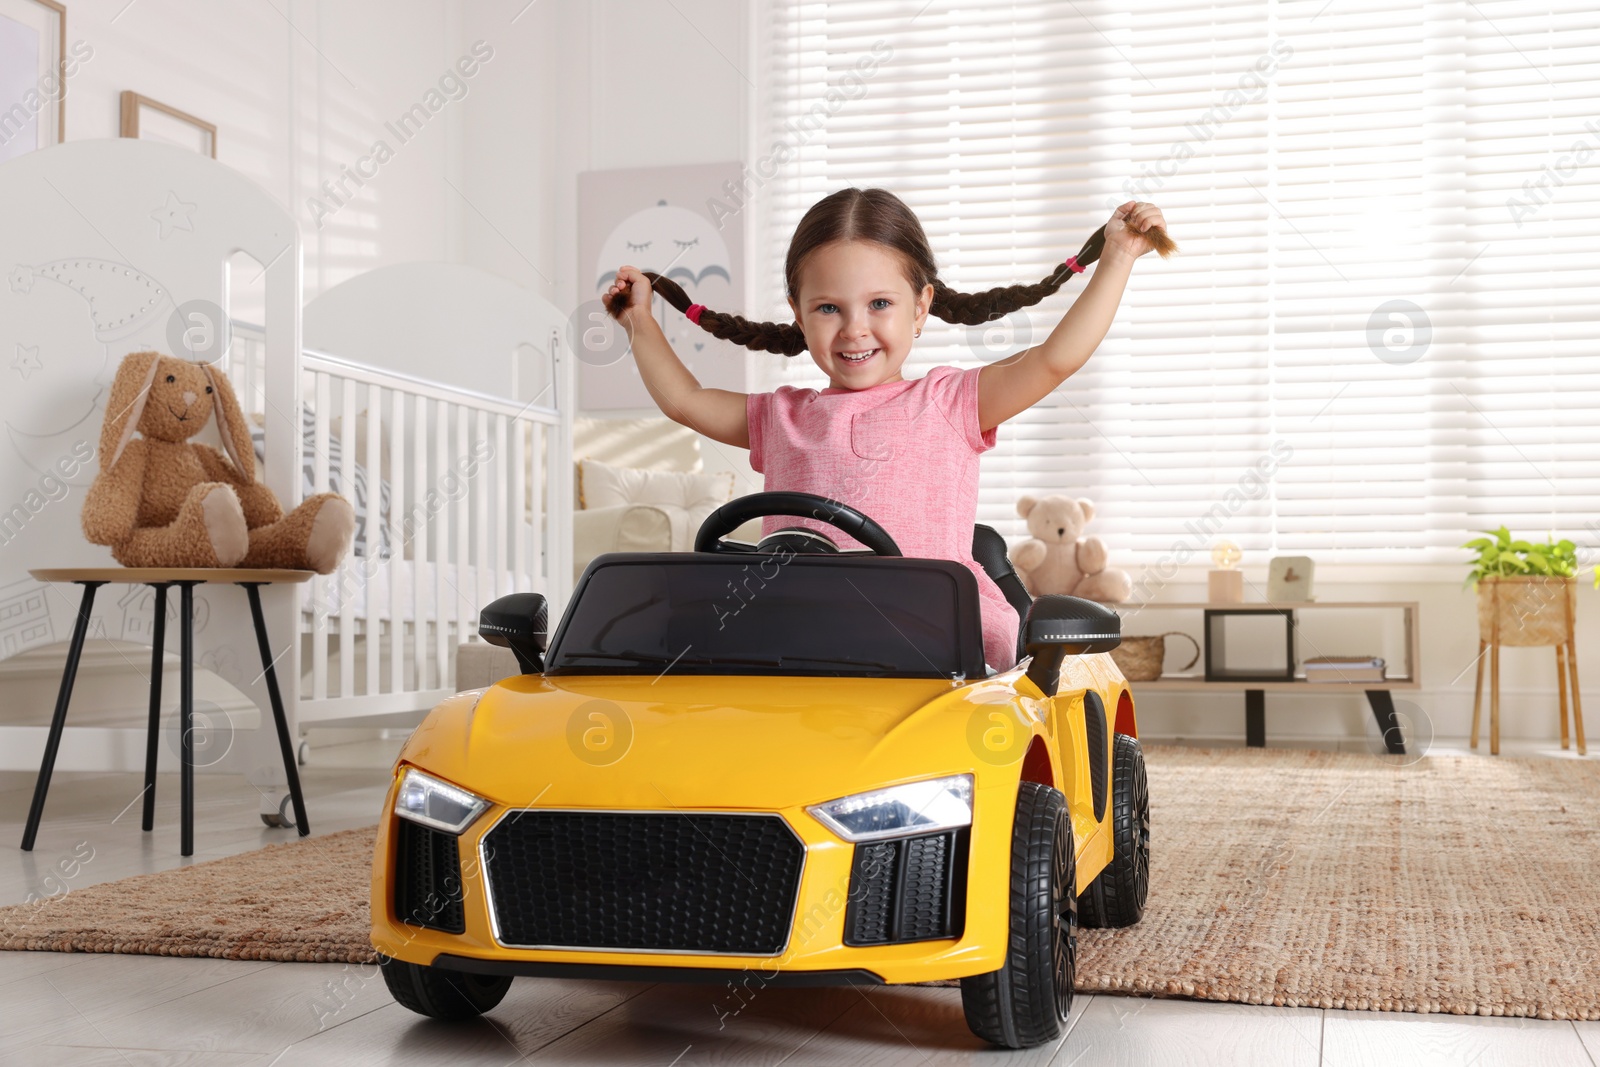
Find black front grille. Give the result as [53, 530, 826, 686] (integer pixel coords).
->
[844, 829, 968, 946]
[393, 818, 466, 934]
[1084, 691, 1108, 821]
[483, 811, 804, 954]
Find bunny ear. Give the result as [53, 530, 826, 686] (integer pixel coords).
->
[201, 362, 255, 481]
[102, 351, 161, 470]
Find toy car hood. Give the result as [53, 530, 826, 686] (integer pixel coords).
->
[394, 670, 1053, 811]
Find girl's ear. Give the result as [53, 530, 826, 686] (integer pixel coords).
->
[102, 351, 162, 469]
[201, 362, 255, 481]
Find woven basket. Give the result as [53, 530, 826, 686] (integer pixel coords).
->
[1476, 576, 1575, 647]
[1110, 631, 1200, 682]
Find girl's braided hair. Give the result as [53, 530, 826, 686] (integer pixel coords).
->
[604, 187, 1176, 356]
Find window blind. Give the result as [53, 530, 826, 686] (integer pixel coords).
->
[752, 1, 1600, 563]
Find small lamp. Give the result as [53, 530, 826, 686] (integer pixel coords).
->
[1209, 540, 1244, 603]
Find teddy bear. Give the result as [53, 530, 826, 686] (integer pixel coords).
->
[81, 350, 354, 572]
[1011, 495, 1132, 604]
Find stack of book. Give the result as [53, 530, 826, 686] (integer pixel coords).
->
[1303, 655, 1386, 683]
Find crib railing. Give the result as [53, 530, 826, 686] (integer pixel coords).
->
[230, 323, 572, 723]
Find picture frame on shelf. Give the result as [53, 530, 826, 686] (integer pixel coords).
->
[1268, 555, 1315, 602]
[119, 90, 216, 158]
[1203, 607, 1296, 682]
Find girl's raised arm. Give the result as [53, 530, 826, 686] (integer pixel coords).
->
[976, 201, 1167, 432]
[606, 266, 750, 448]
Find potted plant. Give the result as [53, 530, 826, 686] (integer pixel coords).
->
[1461, 527, 1589, 646]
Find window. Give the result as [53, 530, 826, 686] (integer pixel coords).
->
[753, 1, 1600, 562]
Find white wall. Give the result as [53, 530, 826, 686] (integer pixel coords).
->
[55, 0, 464, 298]
[455, 0, 761, 493]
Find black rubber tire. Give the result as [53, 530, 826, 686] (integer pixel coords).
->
[959, 781, 1076, 1049]
[379, 954, 513, 1021]
[1078, 733, 1150, 929]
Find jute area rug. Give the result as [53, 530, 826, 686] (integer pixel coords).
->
[2, 746, 1597, 1019]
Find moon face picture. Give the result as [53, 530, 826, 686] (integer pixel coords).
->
[578, 164, 746, 410]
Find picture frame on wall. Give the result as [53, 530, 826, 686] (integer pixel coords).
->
[0, 0, 66, 164]
[575, 162, 746, 411]
[119, 90, 216, 158]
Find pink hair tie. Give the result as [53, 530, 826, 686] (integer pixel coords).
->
[1063, 256, 1085, 274]
[685, 303, 706, 325]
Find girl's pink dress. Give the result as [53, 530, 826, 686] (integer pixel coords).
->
[746, 364, 1020, 671]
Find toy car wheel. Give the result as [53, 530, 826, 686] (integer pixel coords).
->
[959, 781, 1076, 1049]
[1079, 733, 1150, 929]
[379, 954, 512, 1021]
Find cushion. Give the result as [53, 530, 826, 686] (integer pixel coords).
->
[578, 457, 735, 512]
[251, 408, 391, 559]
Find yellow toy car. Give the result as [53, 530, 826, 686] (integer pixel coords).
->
[370, 492, 1149, 1049]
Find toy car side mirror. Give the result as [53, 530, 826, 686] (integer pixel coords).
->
[478, 593, 548, 675]
[1022, 595, 1121, 697]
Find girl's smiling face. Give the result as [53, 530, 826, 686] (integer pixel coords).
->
[789, 240, 933, 390]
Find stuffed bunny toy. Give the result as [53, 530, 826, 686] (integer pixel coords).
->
[82, 350, 354, 572]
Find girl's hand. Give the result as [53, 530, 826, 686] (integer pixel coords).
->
[604, 265, 653, 323]
[1104, 200, 1168, 261]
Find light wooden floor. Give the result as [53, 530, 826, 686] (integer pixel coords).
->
[2, 743, 1597, 1067]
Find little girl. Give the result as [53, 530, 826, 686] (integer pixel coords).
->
[605, 187, 1171, 672]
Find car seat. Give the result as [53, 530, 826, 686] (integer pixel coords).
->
[973, 524, 1033, 662]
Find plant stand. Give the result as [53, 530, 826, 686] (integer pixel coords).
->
[1471, 576, 1586, 756]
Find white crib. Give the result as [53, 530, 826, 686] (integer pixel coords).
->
[0, 139, 573, 811]
[233, 261, 574, 726]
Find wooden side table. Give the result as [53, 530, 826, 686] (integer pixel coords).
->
[20, 568, 315, 857]
[1472, 577, 1586, 756]
[1117, 601, 1421, 753]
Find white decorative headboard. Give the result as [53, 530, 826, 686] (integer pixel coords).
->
[0, 138, 302, 794]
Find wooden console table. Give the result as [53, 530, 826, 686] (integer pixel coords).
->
[1118, 601, 1420, 754]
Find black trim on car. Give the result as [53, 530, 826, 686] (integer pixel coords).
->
[843, 828, 969, 946]
[1084, 691, 1108, 823]
[428, 954, 886, 987]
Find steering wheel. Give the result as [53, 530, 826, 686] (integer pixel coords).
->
[693, 491, 902, 556]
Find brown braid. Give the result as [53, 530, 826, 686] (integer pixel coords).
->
[604, 187, 1177, 352]
[605, 272, 807, 356]
[932, 224, 1177, 326]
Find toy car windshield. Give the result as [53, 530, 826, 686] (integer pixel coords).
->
[543, 554, 987, 679]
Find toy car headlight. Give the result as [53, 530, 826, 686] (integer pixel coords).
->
[807, 774, 973, 842]
[394, 768, 488, 834]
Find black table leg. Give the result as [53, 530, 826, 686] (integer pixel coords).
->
[178, 581, 199, 857]
[1245, 689, 1266, 747]
[1366, 690, 1406, 755]
[241, 583, 310, 837]
[142, 583, 169, 833]
[22, 581, 105, 851]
